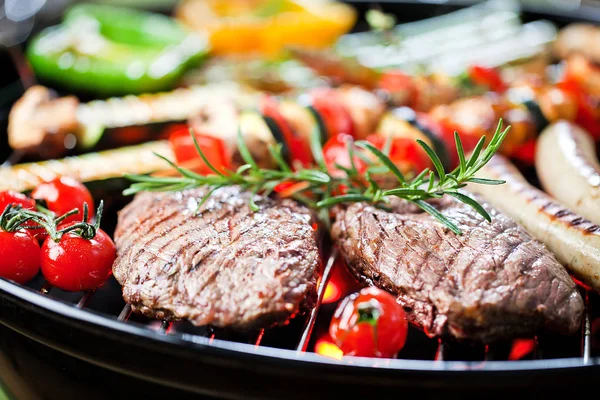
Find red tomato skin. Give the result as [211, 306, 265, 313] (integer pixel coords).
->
[261, 96, 312, 167]
[0, 190, 36, 213]
[0, 229, 40, 284]
[330, 287, 408, 358]
[323, 134, 368, 178]
[41, 229, 116, 292]
[309, 88, 355, 139]
[378, 70, 419, 108]
[0, 191, 47, 240]
[168, 125, 231, 175]
[467, 65, 507, 93]
[31, 178, 94, 225]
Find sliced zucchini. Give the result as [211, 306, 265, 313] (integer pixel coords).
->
[278, 100, 319, 147]
[306, 105, 329, 144]
[77, 123, 105, 149]
[379, 107, 451, 170]
[238, 110, 278, 168]
[523, 99, 549, 134]
[263, 116, 291, 164]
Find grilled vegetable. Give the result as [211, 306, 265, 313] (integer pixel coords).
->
[329, 287, 408, 358]
[468, 155, 600, 292]
[9, 83, 252, 153]
[536, 122, 600, 225]
[175, 0, 356, 56]
[26, 4, 208, 96]
[168, 125, 231, 175]
[0, 141, 174, 193]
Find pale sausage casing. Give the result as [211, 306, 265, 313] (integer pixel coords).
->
[469, 154, 600, 292]
[536, 121, 600, 225]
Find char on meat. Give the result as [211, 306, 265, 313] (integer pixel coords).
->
[332, 196, 584, 342]
[113, 186, 320, 330]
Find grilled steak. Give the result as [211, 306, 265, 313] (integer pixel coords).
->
[332, 196, 584, 342]
[113, 186, 320, 330]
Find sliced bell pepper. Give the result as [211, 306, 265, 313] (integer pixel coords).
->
[27, 4, 208, 96]
[175, 0, 356, 56]
[167, 124, 231, 175]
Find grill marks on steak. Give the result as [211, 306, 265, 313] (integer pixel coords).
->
[113, 186, 320, 330]
[332, 197, 584, 342]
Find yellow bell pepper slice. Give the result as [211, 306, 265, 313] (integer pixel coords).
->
[175, 0, 357, 56]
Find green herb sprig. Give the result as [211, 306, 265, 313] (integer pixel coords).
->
[124, 119, 510, 234]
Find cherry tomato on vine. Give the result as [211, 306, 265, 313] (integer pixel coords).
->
[0, 190, 47, 240]
[309, 88, 355, 139]
[0, 229, 40, 284]
[330, 287, 408, 358]
[31, 177, 94, 224]
[41, 226, 116, 292]
[0, 190, 35, 214]
[167, 124, 231, 175]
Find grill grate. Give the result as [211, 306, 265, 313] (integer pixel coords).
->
[0, 16, 598, 370]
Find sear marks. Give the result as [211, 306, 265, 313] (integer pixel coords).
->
[332, 196, 584, 342]
[113, 186, 320, 330]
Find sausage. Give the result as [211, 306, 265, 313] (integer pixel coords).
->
[536, 121, 600, 225]
[468, 154, 600, 292]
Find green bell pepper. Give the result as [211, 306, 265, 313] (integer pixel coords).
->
[26, 4, 209, 96]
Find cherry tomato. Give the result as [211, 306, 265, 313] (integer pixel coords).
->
[31, 177, 94, 225]
[467, 65, 507, 94]
[309, 88, 355, 139]
[41, 228, 116, 292]
[330, 287, 408, 358]
[167, 124, 231, 175]
[378, 70, 419, 108]
[0, 190, 35, 214]
[323, 133, 368, 178]
[0, 190, 47, 240]
[261, 95, 312, 168]
[0, 229, 40, 284]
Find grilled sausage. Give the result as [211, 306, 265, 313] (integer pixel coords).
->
[536, 121, 600, 225]
[468, 154, 600, 292]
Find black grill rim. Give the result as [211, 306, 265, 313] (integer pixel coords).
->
[1, 279, 597, 373]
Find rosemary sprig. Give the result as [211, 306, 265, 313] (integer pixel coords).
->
[125, 120, 510, 234]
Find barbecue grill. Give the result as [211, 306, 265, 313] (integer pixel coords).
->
[1, 1, 599, 399]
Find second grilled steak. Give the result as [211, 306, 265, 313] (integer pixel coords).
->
[113, 186, 320, 330]
[332, 196, 584, 342]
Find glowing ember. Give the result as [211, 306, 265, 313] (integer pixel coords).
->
[323, 281, 341, 304]
[508, 338, 536, 360]
[315, 339, 343, 360]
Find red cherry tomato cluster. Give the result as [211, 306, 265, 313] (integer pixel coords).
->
[0, 178, 116, 291]
[330, 287, 408, 358]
